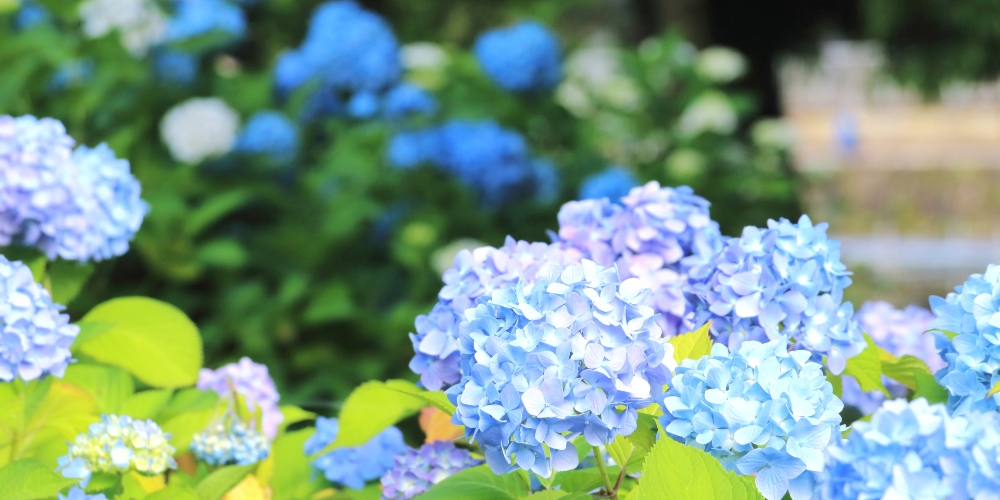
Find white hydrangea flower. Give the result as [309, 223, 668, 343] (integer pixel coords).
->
[678, 91, 737, 136]
[160, 98, 240, 164]
[401, 43, 448, 70]
[556, 39, 642, 117]
[78, 0, 166, 57]
[696, 46, 747, 83]
[751, 118, 796, 150]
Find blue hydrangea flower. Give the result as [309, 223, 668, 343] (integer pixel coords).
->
[14, 0, 50, 30]
[447, 259, 673, 477]
[474, 21, 561, 92]
[49, 60, 95, 91]
[841, 301, 939, 414]
[154, 51, 199, 85]
[59, 487, 106, 500]
[558, 181, 723, 337]
[164, 0, 246, 47]
[409, 238, 583, 390]
[577, 167, 638, 203]
[233, 111, 299, 164]
[198, 357, 283, 440]
[658, 337, 843, 500]
[529, 160, 560, 204]
[686, 215, 864, 374]
[0, 256, 79, 382]
[0, 115, 148, 262]
[380, 441, 482, 499]
[382, 83, 437, 118]
[304, 417, 408, 490]
[346, 90, 380, 118]
[386, 129, 440, 169]
[191, 418, 269, 466]
[930, 264, 1000, 415]
[58, 414, 176, 487]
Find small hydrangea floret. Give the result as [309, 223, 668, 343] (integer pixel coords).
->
[58, 414, 176, 486]
[380, 441, 482, 499]
[191, 418, 269, 466]
[304, 417, 408, 490]
[197, 357, 284, 440]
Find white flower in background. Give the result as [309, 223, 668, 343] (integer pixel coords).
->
[696, 46, 747, 83]
[160, 98, 239, 164]
[678, 91, 737, 136]
[431, 238, 486, 275]
[78, 0, 166, 57]
[751, 118, 795, 150]
[402, 43, 449, 70]
[556, 38, 641, 116]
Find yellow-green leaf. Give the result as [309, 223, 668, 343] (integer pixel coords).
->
[0, 458, 79, 500]
[881, 354, 933, 390]
[913, 372, 949, 404]
[61, 363, 135, 414]
[419, 464, 530, 500]
[384, 384, 455, 415]
[196, 464, 256, 500]
[987, 380, 1000, 399]
[315, 380, 426, 455]
[841, 333, 890, 397]
[668, 322, 713, 364]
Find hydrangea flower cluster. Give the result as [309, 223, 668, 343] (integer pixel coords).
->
[382, 83, 438, 119]
[380, 441, 482, 499]
[930, 264, 1000, 415]
[677, 91, 738, 136]
[658, 338, 842, 500]
[557, 181, 723, 337]
[448, 260, 673, 477]
[58, 414, 176, 486]
[840, 301, 939, 414]
[409, 237, 583, 390]
[197, 357, 284, 439]
[386, 120, 556, 206]
[77, 0, 167, 57]
[474, 21, 561, 92]
[686, 215, 865, 374]
[0, 256, 79, 382]
[234, 111, 300, 164]
[803, 398, 1000, 500]
[0, 115, 148, 262]
[160, 98, 240, 164]
[577, 167, 638, 202]
[191, 418, 269, 466]
[59, 488, 107, 500]
[303, 417, 408, 490]
[163, 0, 246, 47]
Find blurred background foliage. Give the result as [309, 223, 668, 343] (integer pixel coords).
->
[1, 0, 997, 409]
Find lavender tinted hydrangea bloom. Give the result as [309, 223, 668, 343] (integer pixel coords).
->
[658, 337, 842, 500]
[930, 264, 1000, 416]
[304, 417, 408, 489]
[191, 418, 269, 466]
[409, 237, 583, 390]
[0, 115, 148, 262]
[0, 256, 79, 382]
[840, 301, 939, 414]
[58, 414, 176, 487]
[198, 357, 283, 439]
[448, 260, 674, 477]
[380, 441, 482, 499]
[557, 181, 723, 337]
[474, 21, 561, 92]
[686, 215, 864, 374]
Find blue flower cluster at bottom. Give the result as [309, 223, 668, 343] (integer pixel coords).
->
[303, 417, 408, 489]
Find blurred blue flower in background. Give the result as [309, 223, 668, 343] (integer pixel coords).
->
[164, 0, 246, 46]
[154, 51, 199, 85]
[234, 111, 300, 164]
[49, 60, 95, 91]
[475, 21, 562, 92]
[382, 83, 437, 119]
[304, 417, 408, 490]
[529, 160, 561, 203]
[380, 441, 482, 499]
[59, 487, 106, 500]
[346, 90, 381, 119]
[577, 167, 637, 202]
[14, 0, 50, 30]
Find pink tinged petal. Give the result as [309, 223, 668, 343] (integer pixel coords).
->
[735, 292, 763, 318]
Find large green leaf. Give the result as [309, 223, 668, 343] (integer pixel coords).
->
[47, 260, 94, 306]
[913, 372, 949, 404]
[528, 492, 592, 499]
[61, 363, 135, 414]
[195, 464, 255, 500]
[552, 467, 619, 494]
[0, 458, 79, 500]
[269, 429, 323, 500]
[146, 485, 199, 500]
[0, 382, 98, 467]
[634, 431, 763, 500]
[418, 465, 530, 500]
[75, 297, 203, 388]
[384, 384, 456, 415]
[607, 413, 657, 473]
[120, 390, 174, 420]
[277, 405, 316, 434]
[841, 333, 890, 397]
[668, 322, 713, 364]
[879, 350, 933, 390]
[160, 409, 215, 454]
[315, 380, 426, 455]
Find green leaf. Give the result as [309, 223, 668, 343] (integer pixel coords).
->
[607, 413, 657, 473]
[61, 363, 135, 414]
[195, 239, 248, 269]
[47, 260, 94, 305]
[552, 467, 620, 494]
[301, 281, 355, 325]
[268, 429, 323, 500]
[880, 353, 933, 390]
[75, 297, 203, 388]
[825, 369, 843, 399]
[120, 390, 174, 420]
[160, 409, 215, 454]
[0, 458, 79, 500]
[277, 405, 316, 434]
[418, 464, 530, 500]
[383, 384, 456, 415]
[159, 388, 219, 422]
[931, 329, 958, 341]
[841, 333, 890, 397]
[195, 464, 256, 500]
[529, 492, 592, 499]
[635, 433, 764, 500]
[315, 380, 426, 455]
[184, 190, 253, 237]
[146, 485, 199, 500]
[0, 382, 99, 467]
[668, 322, 713, 364]
[988, 380, 1000, 399]
[913, 372, 949, 404]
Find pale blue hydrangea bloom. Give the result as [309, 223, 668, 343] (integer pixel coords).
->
[380, 441, 482, 499]
[658, 337, 842, 500]
[197, 357, 283, 440]
[304, 417, 408, 490]
[234, 111, 299, 164]
[191, 418, 269, 466]
[409, 238, 583, 390]
[58, 414, 176, 487]
[382, 83, 437, 119]
[930, 264, 1000, 416]
[841, 301, 939, 415]
[557, 181, 723, 337]
[797, 398, 997, 500]
[474, 21, 561, 92]
[0, 256, 79, 382]
[686, 215, 864, 374]
[0, 115, 148, 262]
[447, 260, 673, 477]
[59, 487, 106, 500]
[577, 167, 637, 203]
[164, 0, 246, 47]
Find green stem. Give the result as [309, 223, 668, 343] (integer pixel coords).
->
[593, 446, 618, 500]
